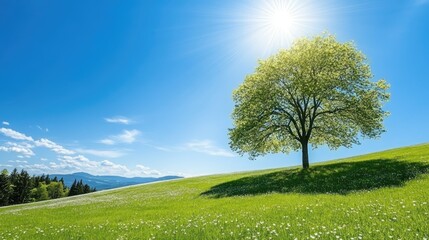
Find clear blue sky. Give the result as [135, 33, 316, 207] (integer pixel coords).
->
[1, 0, 428, 177]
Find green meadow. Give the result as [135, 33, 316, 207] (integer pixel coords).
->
[1, 144, 428, 240]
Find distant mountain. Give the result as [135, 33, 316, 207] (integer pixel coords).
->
[51, 172, 183, 190]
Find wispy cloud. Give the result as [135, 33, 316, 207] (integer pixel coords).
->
[8, 160, 28, 164]
[34, 138, 75, 155]
[36, 125, 49, 132]
[136, 164, 161, 176]
[0, 127, 74, 156]
[184, 140, 235, 157]
[142, 143, 172, 152]
[0, 128, 34, 141]
[115, 130, 141, 143]
[105, 116, 134, 125]
[153, 146, 173, 152]
[99, 160, 130, 174]
[415, 0, 429, 5]
[2, 121, 9, 126]
[18, 156, 163, 177]
[100, 129, 141, 145]
[99, 139, 115, 145]
[0, 142, 35, 157]
[74, 148, 125, 158]
[55, 155, 98, 169]
[0, 126, 169, 177]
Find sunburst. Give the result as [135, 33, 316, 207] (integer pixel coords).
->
[243, 0, 327, 56]
[184, 0, 333, 65]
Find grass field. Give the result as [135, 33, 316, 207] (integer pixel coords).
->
[1, 144, 429, 239]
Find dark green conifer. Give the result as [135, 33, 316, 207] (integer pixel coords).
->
[0, 169, 11, 206]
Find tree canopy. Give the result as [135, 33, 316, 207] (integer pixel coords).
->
[229, 34, 390, 168]
[0, 168, 96, 206]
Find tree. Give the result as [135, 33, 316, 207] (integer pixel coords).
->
[31, 182, 49, 201]
[47, 182, 65, 199]
[77, 180, 84, 194]
[45, 174, 51, 184]
[39, 174, 46, 183]
[0, 169, 11, 206]
[69, 179, 78, 196]
[229, 34, 390, 169]
[59, 177, 67, 191]
[10, 170, 32, 204]
[83, 184, 91, 194]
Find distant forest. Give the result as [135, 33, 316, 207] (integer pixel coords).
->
[0, 168, 96, 207]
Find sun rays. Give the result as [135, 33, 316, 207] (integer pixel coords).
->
[245, 0, 327, 55]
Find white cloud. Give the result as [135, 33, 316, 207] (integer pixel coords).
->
[92, 161, 162, 177]
[56, 155, 98, 169]
[2, 121, 9, 126]
[105, 116, 133, 125]
[136, 164, 161, 176]
[0, 142, 35, 157]
[34, 138, 75, 155]
[0, 126, 167, 178]
[20, 163, 52, 173]
[184, 140, 235, 157]
[99, 139, 115, 145]
[8, 160, 28, 164]
[0, 128, 34, 141]
[0, 127, 74, 157]
[165, 171, 187, 177]
[100, 129, 141, 145]
[50, 156, 161, 177]
[74, 148, 125, 158]
[4, 154, 164, 177]
[100, 160, 130, 174]
[116, 130, 140, 143]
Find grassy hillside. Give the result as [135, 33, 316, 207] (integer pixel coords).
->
[1, 144, 428, 239]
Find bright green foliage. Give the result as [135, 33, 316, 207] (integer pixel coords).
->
[47, 182, 65, 199]
[230, 34, 390, 168]
[0, 169, 94, 205]
[0, 144, 428, 239]
[30, 183, 49, 201]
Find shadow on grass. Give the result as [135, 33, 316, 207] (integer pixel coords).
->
[201, 159, 429, 197]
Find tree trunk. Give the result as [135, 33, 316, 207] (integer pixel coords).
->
[301, 140, 309, 169]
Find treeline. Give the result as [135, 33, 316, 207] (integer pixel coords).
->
[0, 169, 96, 207]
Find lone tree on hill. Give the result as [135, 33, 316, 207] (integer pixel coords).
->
[229, 34, 390, 169]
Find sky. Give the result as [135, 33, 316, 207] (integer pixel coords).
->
[0, 0, 428, 177]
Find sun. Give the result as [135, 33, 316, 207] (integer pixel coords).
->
[241, 0, 324, 56]
[259, 0, 315, 50]
[265, 2, 300, 38]
[191, 0, 330, 63]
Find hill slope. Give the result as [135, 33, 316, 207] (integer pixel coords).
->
[1, 144, 428, 239]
